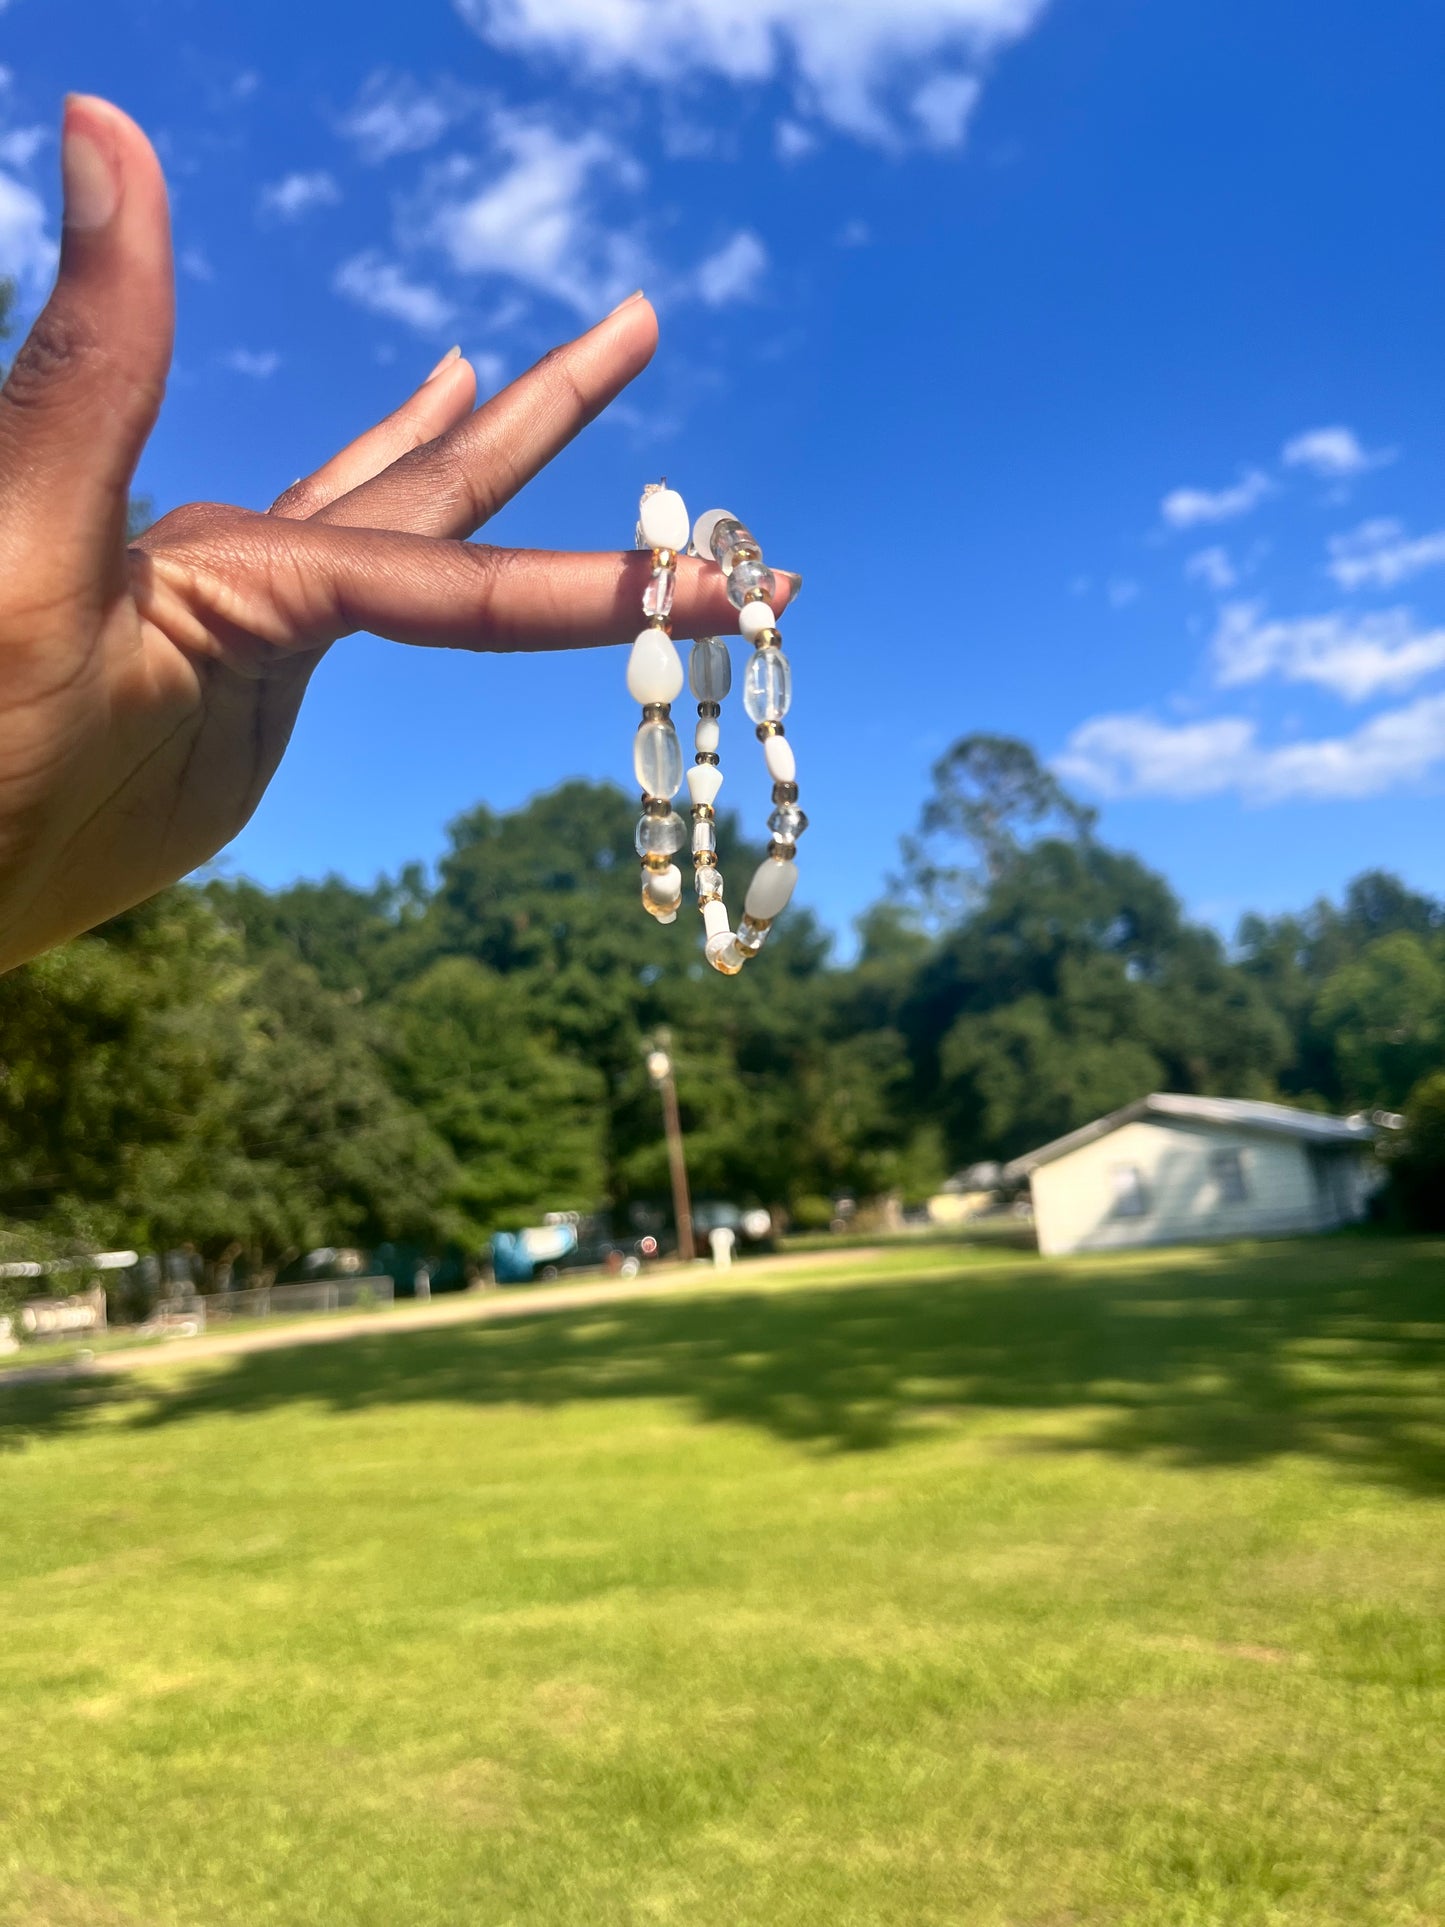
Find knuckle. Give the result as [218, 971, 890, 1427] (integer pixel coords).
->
[1, 304, 101, 412]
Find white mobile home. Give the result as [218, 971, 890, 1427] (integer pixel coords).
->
[1005, 1094, 1382, 1258]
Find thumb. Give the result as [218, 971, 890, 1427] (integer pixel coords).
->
[0, 95, 173, 583]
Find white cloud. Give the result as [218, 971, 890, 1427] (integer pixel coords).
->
[1160, 469, 1273, 530]
[224, 348, 281, 379]
[455, 0, 1050, 146]
[1327, 518, 1445, 592]
[1185, 546, 1237, 592]
[1058, 695, 1445, 803]
[1211, 600, 1445, 703]
[1281, 424, 1393, 479]
[0, 125, 44, 168]
[261, 170, 341, 220]
[1106, 577, 1140, 609]
[0, 168, 55, 294]
[179, 246, 215, 283]
[911, 71, 981, 147]
[334, 252, 457, 332]
[775, 118, 817, 160]
[836, 217, 871, 246]
[425, 115, 645, 314]
[341, 74, 453, 163]
[693, 230, 768, 306]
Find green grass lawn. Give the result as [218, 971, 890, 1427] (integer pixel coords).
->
[2, 1237, 1444, 1926]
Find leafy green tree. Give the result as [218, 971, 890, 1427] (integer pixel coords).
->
[1386, 1071, 1445, 1230]
[1314, 933, 1445, 1110]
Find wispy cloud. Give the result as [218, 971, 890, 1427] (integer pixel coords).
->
[1106, 577, 1140, 609]
[454, 0, 1050, 147]
[775, 118, 817, 160]
[0, 169, 55, 294]
[1160, 469, 1273, 530]
[693, 230, 768, 306]
[1281, 423, 1394, 480]
[341, 73, 454, 163]
[1058, 694, 1445, 803]
[261, 170, 341, 220]
[1185, 546, 1238, 592]
[1327, 518, 1445, 592]
[1210, 600, 1445, 702]
[0, 124, 43, 168]
[179, 246, 215, 283]
[424, 114, 645, 314]
[224, 348, 281, 379]
[334, 251, 456, 332]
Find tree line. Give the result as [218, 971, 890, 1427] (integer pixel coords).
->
[2, 731, 1443, 1279]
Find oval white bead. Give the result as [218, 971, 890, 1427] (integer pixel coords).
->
[686, 763, 723, 807]
[702, 899, 730, 940]
[639, 488, 690, 554]
[738, 601, 777, 642]
[695, 717, 720, 754]
[643, 863, 683, 910]
[744, 857, 798, 921]
[763, 733, 796, 783]
[691, 507, 738, 561]
[626, 628, 684, 704]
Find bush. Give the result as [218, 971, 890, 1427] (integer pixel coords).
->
[1387, 1071, 1445, 1230]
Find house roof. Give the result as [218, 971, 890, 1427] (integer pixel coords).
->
[1003, 1093, 1379, 1180]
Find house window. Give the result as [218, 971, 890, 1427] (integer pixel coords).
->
[1210, 1147, 1248, 1204]
[1110, 1163, 1149, 1218]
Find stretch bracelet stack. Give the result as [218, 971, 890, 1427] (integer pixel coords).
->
[626, 483, 807, 975]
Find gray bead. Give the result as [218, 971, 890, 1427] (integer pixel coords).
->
[689, 637, 732, 701]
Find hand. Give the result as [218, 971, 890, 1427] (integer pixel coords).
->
[0, 97, 791, 971]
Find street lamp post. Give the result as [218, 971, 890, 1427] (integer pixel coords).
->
[645, 1033, 695, 1263]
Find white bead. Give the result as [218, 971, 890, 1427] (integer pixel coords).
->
[643, 863, 683, 910]
[686, 764, 723, 807]
[691, 507, 738, 560]
[627, 628, 684, 704]
[702, 899, 730, 940]
[695, 717, 720, 754]
[639, 488, 690, 554]
[656, 911, 677, 924]
[705, 932, 745, 975]
[738, 601, 777, 642]
[763, 734, 796, 782]
[744, 857, 797, 921]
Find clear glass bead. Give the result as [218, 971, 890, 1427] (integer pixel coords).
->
[743, 647, 792, 723]
[635, 810, 686, 857]
[705, 932, 746, 976]
[709, 518, 755, 569]
[689, 637, 732, 701]
[643, 565, 676, 620]
[694, 865, 723, 900]
[692, 819, 717, 856]
[633, 718, 683, 798]
[735, 916, 769, 954]
[766, 803, 809, 842]
[727, 560, 777, 609]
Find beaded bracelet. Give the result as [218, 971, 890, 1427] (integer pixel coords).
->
[626, 483, 807, 974]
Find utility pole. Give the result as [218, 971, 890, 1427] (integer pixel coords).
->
[645, 1034, 695, 1263]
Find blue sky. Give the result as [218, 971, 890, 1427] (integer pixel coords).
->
[2, 0, 1443, 945]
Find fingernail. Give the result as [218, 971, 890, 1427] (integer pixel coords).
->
[783, 570, 803, 602]
[424, 344, 462, 382]
[62, 97, 119, 231]
[606, 289, 645, 317]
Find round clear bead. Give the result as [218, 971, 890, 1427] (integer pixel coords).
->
[635, 810, 686, 857]
[727, 559, 777, 609]
[766, 803, 809, 842]
[694, 864, 723, 901]
[633, 718, 683, 798]
[689, 637, 732, 701]
[743, 647, 792, 723]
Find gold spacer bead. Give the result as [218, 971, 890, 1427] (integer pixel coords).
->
[752, 629, 782, 650]
[741, 914, 774, 934]
[771, 781, 799, 804]
[695, 751, 720, 766]
[693, 803, 715, 821]
[654, 547, 676, 569]
[641, 794, 670, 815]
[697, 886, 724, 905]
[767, 840, 797, 862]
[642, 852, 671, 873]
[756, 721, 785, 740]
[692, 849, 715, 866]
[646, 613, 671, 631]
[697, 700, 721, 718]
[743, 587, 771, 604]
[642, 702, 671, 721]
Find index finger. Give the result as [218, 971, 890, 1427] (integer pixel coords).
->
[311, 294, 658, 539]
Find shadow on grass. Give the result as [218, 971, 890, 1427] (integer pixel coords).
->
[4, 1239, 1445, 1492]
